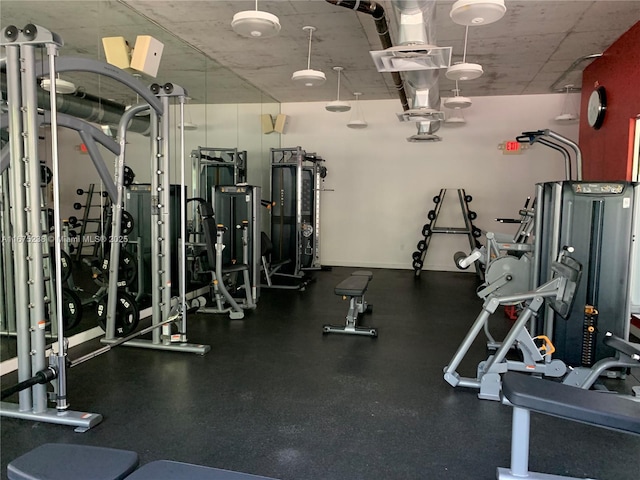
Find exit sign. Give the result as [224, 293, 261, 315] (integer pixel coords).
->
[498, 140, 529, 155]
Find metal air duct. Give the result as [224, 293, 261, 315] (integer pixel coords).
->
[326, 0, 444, 141]
[0, 73, 151, 135]
[325, 1, 409, 111]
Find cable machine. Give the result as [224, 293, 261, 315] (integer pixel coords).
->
[0, 23, 209, 431]
[269, 146, 326, 277]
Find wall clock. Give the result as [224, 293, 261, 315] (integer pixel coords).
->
[587, 86, 607, 130]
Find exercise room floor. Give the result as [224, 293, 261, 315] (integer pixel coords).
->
[1, 267, 639, 480]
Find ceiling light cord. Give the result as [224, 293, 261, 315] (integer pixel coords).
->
[462, 26, 469, 63]
[307, 28, 313, 70]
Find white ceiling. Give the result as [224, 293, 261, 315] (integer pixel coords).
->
[1, 1, 639, 106]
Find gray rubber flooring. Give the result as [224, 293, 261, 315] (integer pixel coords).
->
[1, 267, 639, 480]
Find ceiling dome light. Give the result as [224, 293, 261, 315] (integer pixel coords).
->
[347, 92, 368, 129]
[445, 62, 483, 81]
[231, 1, 280, 38]
[444, 116, 467, 126]
[326, 67, 351, 112]
[554, 84, 579, 124]
[292, 26, 326, 87]
[444, 95, 472, 109]
[292, 69, 326, 87]
[450, 0, 506, 26]
[443, 82, 473, 109]
[40, 76, 76, 94]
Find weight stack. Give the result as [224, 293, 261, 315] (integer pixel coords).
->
[536, 181, 638, 365]
[126, 184, 183, 296]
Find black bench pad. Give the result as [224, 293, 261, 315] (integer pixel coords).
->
[335, 274, 370, 296]
[126, 460, 279, 480]
[351, 270, 373, 280]
[8, 443, 139, 480]
[502, 372, 640, 435]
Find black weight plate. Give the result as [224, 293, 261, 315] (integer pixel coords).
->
[96, 291, 140, 337]
[121, 211, 134, 236]
[61, 288, 83, 330]
[73, 202, 82, 210]
[472, 227, 482, 238]
[99, 249, 137, 288]
[427, 210, 436, 221]
[464, 195, 473, 203]
[417, 240, 426, 252]
[122, 166, 135, 187]
[433, 196, 440, 204]
[60, 250, 72, 283]
[468, 211, 477, 220]
[40, 164, 53, 185]
[422, 224, 431, 237]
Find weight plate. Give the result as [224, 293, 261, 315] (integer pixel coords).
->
[96, 291, 140, 337]
[427, 210, 436, 221]
[61, 288, 83, 330]
[121, 210, 134, 235]
[472, 227, 482, 238]
[73, 202, 82, 210]
[417, 240, 426, 252]
[99, 249, 138, 288]
[468, 211, 477, 220]
[422, 224, 431, 237]
[60, 250, 72, 283]
[122, 166, 135, 187]
[412, 251, 421, 261]
[464, 195, 473, 203]
[433, 196, 440, 204]
[76, 188, 85, 195]
[40, 164, 53, 185]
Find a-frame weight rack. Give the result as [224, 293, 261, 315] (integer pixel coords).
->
[411, 189, 483, 279]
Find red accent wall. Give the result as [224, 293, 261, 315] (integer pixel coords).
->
[580, 21, 640, 181]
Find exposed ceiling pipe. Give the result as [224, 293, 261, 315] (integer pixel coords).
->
[325, 0, 409, 111]
[0, 74, 151, 135]
[389, 0, 442, 141]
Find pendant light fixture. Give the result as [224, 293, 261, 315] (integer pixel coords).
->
[347, 92, 368, 129]
[40, 75, 76, 94]
[554, 84, 579, 124]
[177, 98, 198, 131]
[326, 67, 351, 112]
[292, 26, 326, 87]
[450, 0, 506, 26]
[446, 26, 483, 81]
[231, 0, 281, 38]
[443, 81, 472, 109]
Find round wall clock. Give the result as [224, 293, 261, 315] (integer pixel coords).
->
[587, 86, 607, 130]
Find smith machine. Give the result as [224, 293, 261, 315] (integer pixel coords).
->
[0, 23, 208, 432]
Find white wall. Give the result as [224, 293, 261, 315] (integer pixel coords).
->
[281, 94, 580, 271]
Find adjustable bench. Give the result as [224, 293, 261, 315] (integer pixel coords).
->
[8, 444, 280, 480]
[497, 372, 640, 480]
[323, 270, 377, 337]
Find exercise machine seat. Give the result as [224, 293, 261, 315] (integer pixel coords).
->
[502, 372, 640, 434]
[8, 443, 139, 480]
[334, 275, 369, 297]
[125, 460, 280, 480]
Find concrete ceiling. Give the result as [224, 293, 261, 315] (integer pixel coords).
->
[1, 1, 639, 106]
